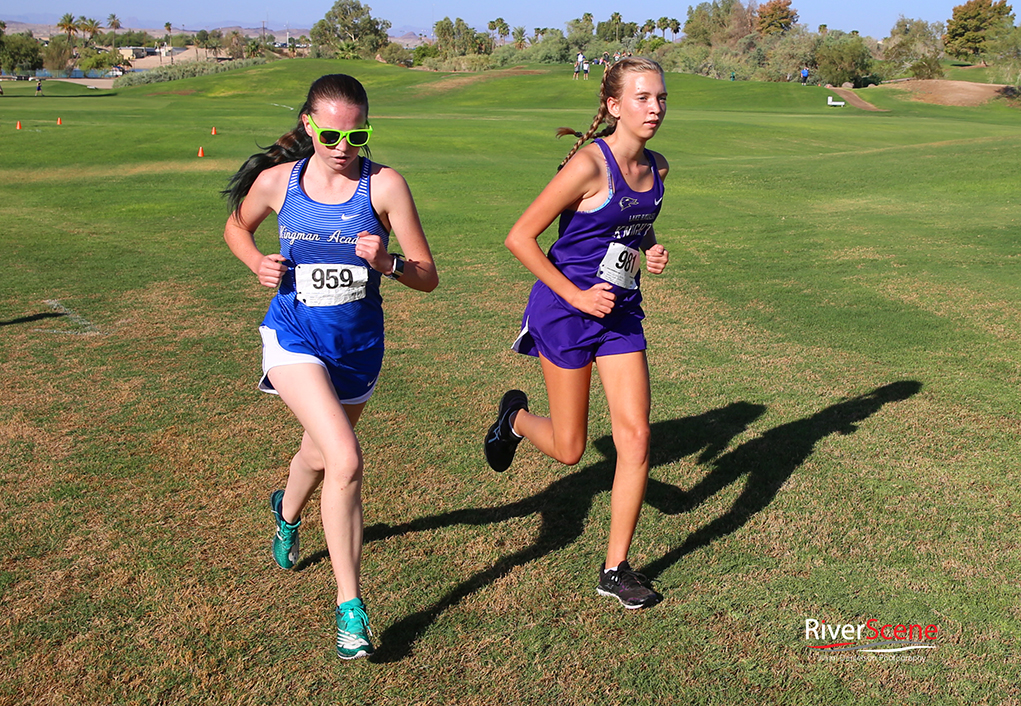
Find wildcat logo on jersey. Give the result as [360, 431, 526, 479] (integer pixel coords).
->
[619, 197, 639, 211]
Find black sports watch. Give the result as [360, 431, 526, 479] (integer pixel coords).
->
[385, 253, 405, 280]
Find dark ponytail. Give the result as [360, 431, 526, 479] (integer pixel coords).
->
[223, 118, 313, 213]
[223, 74, 370, 214]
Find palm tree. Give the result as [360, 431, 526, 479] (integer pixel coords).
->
[668, 18, 681, 41]
[227, 30, 244, 59]
[81, 18, 101, 47]
[641, 19, 655, 39]
[106, 14, 121, 48]
[194, 29, 209, 59]
[610, 12, 622, 42]
[164, 22, 173, 63]
[208, 30, 224, 58]
[58, 13, 78, 46]
[657, 17, 669, 39]
[512, 26, 527, 50]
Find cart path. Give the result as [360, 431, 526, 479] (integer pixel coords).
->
[829, 88, 886, 112]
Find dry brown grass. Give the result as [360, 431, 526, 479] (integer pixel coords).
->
[413, 67, 548, 96]
[885, 79, 1009, 107]
[870, 274, 1021, 343]
[0, 160, 235, 185]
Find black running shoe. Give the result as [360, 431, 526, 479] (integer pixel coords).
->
[484, 389, 528, 472]
[597, 560, 662, 609]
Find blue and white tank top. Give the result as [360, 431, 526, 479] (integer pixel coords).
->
[261, 156, 389, 360]
[546, 138, 663, 315]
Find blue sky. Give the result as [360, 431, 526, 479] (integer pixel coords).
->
[4, 0, 964, 40]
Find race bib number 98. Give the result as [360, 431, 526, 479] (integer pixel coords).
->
[596, 242, 640, 290]
[295, 264, 368, 306]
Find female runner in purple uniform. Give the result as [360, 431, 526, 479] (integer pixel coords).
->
[485, 57, 670, 609]
[224, 74, 438, 658]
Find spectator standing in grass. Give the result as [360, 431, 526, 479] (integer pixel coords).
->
[223, 73, 438, 660]
[484, 57, 670, 610]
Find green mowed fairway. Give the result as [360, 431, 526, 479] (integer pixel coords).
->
[1, 60, 1019, 704]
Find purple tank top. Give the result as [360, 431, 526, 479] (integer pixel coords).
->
[546, 138, 663, 315]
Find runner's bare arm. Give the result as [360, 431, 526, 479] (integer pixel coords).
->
[223, 164, 289, 288]
[506, 147, 616, 317]
[643, 152, 669, 274]
[367, 166, 438, 293]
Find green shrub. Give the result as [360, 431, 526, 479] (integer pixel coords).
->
[815, 33, 874, 87]
[412, 42, 440, 66]
[909, 54, 946, 79]
[529, 32, 571, 64]
[379, 42, 411, 66]
[490, 44, 523, 67]
[112, 58, 267, 86]
[78, 47, 125, 73]
[421, 54, 493, 71]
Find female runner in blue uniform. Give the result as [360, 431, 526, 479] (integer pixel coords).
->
[485, 57, 670, 609]
[224, 74, 438, 659]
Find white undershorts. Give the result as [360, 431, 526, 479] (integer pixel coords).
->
[258, 326, 377, 405]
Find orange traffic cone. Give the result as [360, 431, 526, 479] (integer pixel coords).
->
[57, 117, 62, 125]
[16, 121, 22, 130]
[211, 126, 217, 135]
[198, 147, 205, 157]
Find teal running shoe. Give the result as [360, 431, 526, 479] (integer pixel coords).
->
[336, 598, 374, 660]
[269, 489, 300, 569]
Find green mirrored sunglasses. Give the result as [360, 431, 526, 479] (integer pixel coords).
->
[306, 114, 373, 147]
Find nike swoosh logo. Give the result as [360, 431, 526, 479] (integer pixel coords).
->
[341, 214, 357, 221]
[654, 197, 663, 206]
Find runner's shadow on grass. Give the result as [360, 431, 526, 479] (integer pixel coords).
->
[640, 380, 922, 580]
[0, 312, 64, 327]
[358, 400, 768, 663]
[297, 380, 921, 663]
[291, 400, 759, 573]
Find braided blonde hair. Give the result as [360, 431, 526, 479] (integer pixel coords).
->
[556, 57, 664, 171]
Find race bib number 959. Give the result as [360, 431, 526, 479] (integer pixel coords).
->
[596, 242, 640, 290]
[295, 264, 368, 306]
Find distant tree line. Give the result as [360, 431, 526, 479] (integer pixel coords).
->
[357, 0, 1017, 88]
[0, 12, 302, 76]
[4, 0, 1018, 89]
